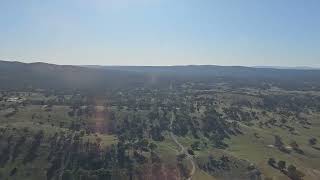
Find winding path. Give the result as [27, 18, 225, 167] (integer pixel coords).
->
[169, 111, 196, 180]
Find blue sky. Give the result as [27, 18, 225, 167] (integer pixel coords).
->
[0, 0, 319, 66]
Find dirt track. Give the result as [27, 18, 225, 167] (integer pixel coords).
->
[170, 112, 196, 180]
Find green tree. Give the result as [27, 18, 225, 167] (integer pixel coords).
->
[287, 165, 305, 180]
[274, 135, 284, 148]
[309, 138, 317, 145]
[268, 158, 276, 167]
[9, 167, 18, 176]
[277, 160, 286, 171]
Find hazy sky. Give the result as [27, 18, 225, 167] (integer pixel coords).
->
[1, 0, 319, 66]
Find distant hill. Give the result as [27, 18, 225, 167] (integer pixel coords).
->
[0, 60, 146, 91]
[83, 64, 320, 78]
[253, 66, 320, 70]
[82, 64, 320, 90]
[1, 60, 320, 91]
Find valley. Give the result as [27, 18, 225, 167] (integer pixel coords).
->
[0, 61, 319, 180]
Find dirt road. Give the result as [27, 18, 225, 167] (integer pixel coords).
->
[170, 111, 196, 180]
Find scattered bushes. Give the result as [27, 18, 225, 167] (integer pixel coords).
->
[267, 158, 305, 180]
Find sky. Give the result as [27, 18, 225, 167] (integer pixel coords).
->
[0, 0, 319, 67]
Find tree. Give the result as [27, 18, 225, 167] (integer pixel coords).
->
[191, 141, 201, 151]
[149, 142, 157, 152]
[274, 135, 284, 148]
[187, 149, 195, 156]
[309, 138, 317, 145]
[290, 141, 304, 154]
[23, 130, 44, 164]
[287, 165, 305, 180]
[68, 110, 75, 117]
[287, 164, 296, 173]
[290, 141, 299, 149]
[95, 168, 111, 180]
[277, 161, 286, 171]
[268, 158, 276, 167]
[9, 167, 18, 176]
